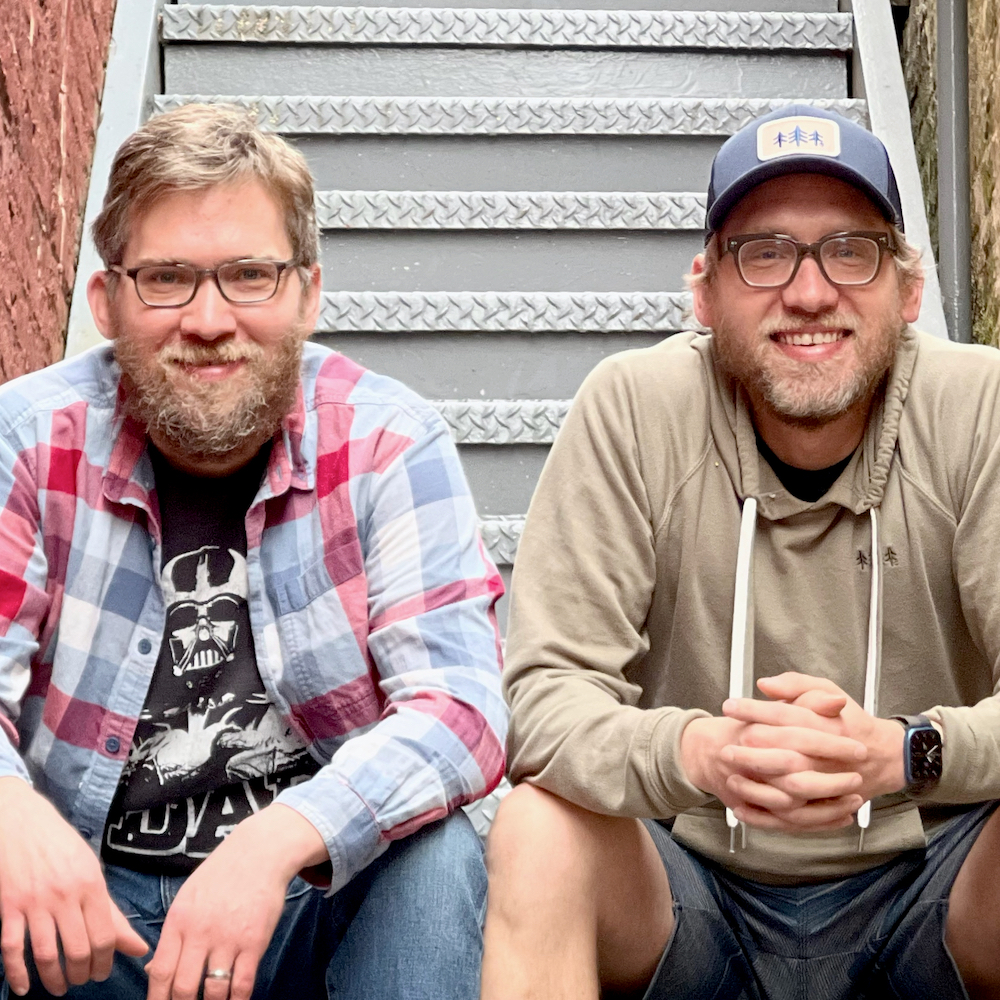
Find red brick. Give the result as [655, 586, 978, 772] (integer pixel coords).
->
[0, 0, 116, 382]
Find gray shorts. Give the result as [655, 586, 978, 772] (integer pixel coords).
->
[642, 801, 997, 1000]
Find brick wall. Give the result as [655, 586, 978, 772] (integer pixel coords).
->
[0, 0, 116, 382]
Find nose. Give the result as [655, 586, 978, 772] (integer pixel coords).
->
[780, 253, 840, 315]
[177, 274, 238, 341]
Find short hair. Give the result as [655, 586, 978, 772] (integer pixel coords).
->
[92, 104, 318, 269]
[687, 224, 924, 294]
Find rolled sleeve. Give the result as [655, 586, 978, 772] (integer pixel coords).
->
[278, 411, 506, 887]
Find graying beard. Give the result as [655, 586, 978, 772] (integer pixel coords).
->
[128, 379, 286, 459]
[115, 337, 303, 461]
[757, 364, 876, 425]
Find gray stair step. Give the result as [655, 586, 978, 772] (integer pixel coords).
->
[298, 137, 724, 200]
[164, 46, 848, 99]
[461, 446, 548, 514]
[152, 95, 868, 135]
[315, 190, 706, 229]
[162, 7, 852, 51]
[318, 230, 703, 292]
[314, 331, 663, 399]
[433, 399, 569, 443]
[316, 290, 693, 332]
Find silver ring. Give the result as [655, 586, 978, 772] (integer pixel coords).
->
[205, 969, 232, 981]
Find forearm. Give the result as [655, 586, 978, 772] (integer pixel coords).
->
[216, 804, 328, 883]
[508, 675, 712, 817]
[865, 716, 906, 799]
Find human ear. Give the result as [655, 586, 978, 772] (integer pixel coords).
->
[297, 263, 323, 336]
[86, 270, 116, 340]
[690, 254, 715, 328]
[898, 270, 924, 325]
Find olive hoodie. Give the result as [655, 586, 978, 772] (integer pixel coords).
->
[504, 328, 1000, 881]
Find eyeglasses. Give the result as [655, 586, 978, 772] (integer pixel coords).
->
[722, 232, 897, 288]
[109, 259, 298, 307]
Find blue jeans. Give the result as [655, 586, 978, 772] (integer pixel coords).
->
[0, 812, 486, 1000]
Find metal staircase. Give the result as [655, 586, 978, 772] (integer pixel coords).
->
[66, 0, 947, 629]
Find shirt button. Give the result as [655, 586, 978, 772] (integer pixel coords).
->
[105, 736, 121, 754]
[79, 828, 93, 840]
[138, 638, 152, 655]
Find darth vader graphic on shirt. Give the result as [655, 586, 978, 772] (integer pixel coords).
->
[103, 449, 319, 874]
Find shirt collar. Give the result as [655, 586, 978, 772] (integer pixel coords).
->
[102, 377, 315, 509]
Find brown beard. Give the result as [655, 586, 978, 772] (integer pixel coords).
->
[113, 326, 305, 464]
[711, 308, 905, 426]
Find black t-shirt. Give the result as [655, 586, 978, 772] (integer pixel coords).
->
[102, 445, 319, 874]
[756, 434, 854, 503]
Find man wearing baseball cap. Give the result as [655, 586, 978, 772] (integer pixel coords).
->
[481, 105, 1000, 999]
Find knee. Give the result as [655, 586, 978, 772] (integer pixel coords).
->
[364, 812, 486, 934]
[397, 810, 485, 889]
[485, 784, 612, 896]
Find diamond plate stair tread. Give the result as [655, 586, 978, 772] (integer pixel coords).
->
[315, 190, 707, 229]
[479, 515, 524, 565]
[432, 399, 569, 444]
[316, 291, 696, 332]
[163, 6, 853, 51]
[153, 95, 868, 135]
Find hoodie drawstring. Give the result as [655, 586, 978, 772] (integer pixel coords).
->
[726, 496, 758, 852]
[726, 500, 882, 852]
[857, 506, 883, 849]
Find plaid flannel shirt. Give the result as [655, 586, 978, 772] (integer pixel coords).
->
[0, 342, 506, 892]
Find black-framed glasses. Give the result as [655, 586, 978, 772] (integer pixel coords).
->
[722, 231, 897, 289]
[109, 259, 298, 307]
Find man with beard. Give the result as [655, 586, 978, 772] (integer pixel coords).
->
[0, 105, 505, 1000]
[482, 105, 1000, 1000]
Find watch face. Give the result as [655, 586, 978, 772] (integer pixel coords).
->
[910, 728, 943, 782]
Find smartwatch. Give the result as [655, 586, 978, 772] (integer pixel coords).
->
[892, 714, 942, 794]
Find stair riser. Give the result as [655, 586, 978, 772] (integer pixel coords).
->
[313, 331, 664, 400]
[460, 446, 550, 514]
[319, 230, 708, 292]
[296, 135, 728, 192]
[165, 48, 849, 100]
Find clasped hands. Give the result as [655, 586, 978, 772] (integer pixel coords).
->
[680, 672, 907, 833]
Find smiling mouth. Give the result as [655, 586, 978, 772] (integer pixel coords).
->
[771, 330, 850, 347]
[173, 357, 247, 372]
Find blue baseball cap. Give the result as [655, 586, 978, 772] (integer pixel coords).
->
[705, 104, 903, 235]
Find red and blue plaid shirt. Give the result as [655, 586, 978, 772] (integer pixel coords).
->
[0, 343, 506, 891]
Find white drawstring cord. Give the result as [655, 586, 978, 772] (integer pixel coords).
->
[727, 497, 758, 852]
[725, 501, 882, 852]
[857, 507, 883, 850]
